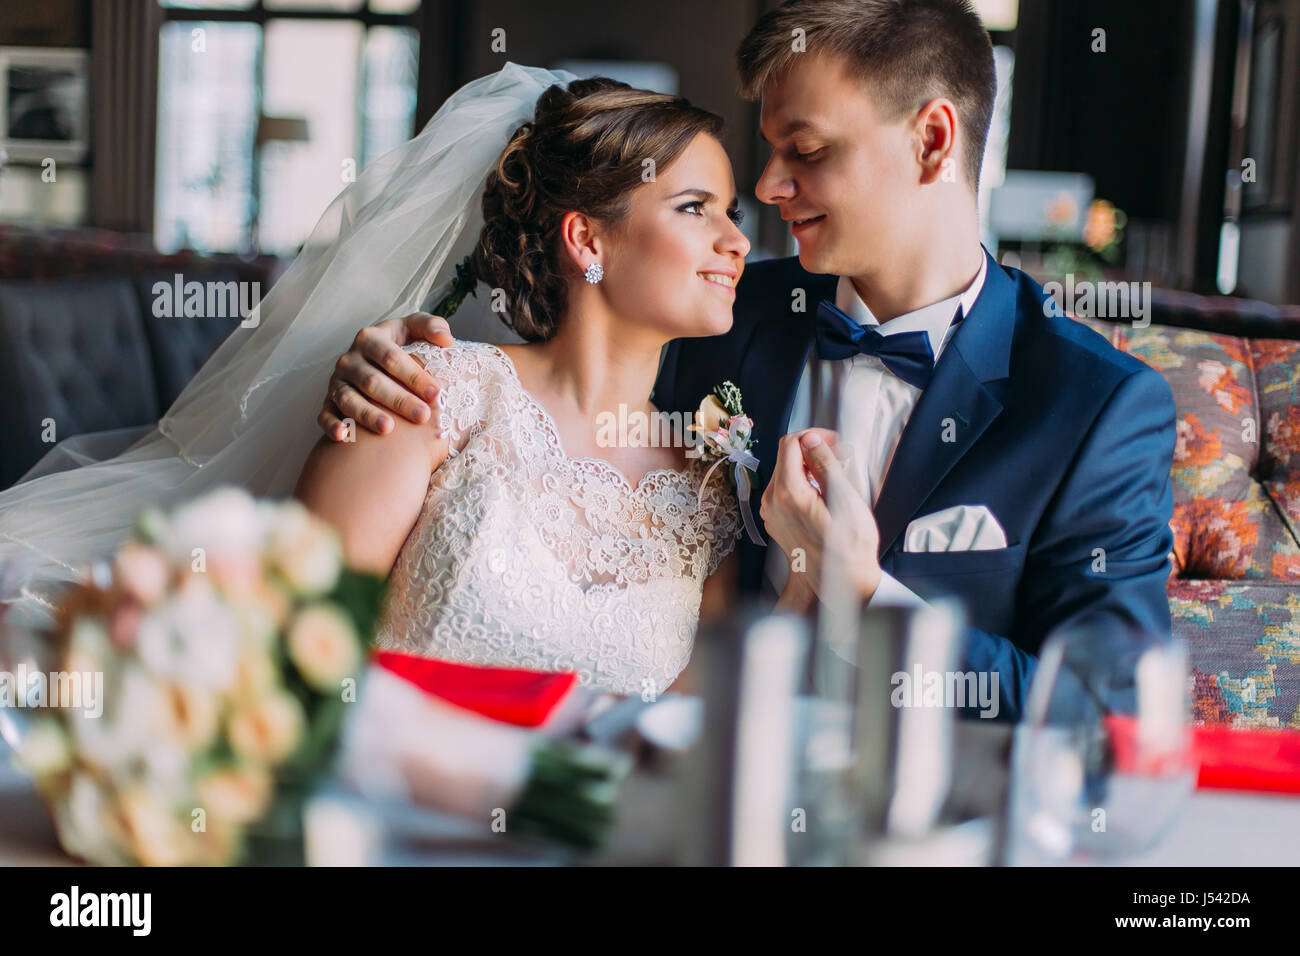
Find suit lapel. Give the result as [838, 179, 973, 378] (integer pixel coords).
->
[872, 250, 1019, 555]
[743, 323, 814, 498]
[740, 276, 833, 499]
[732, 271, 832, 592]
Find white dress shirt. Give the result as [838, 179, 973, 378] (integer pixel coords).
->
[764, 251, 988, 605]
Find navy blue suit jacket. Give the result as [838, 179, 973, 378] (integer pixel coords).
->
[653, 251, 1176, 720]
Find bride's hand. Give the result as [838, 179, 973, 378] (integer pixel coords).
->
[319, 312, 456, 440]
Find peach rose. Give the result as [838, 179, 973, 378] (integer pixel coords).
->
[156, 682, 220, 752]
[287, 603, 361, 693]
[227, 690, 305, 765]
[195, 764, 273, 826]
[695, 394, 729, 435]
[115, 784, 194, 867]
[233, 646, 279, 700]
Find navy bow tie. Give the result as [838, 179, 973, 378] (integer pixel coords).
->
[814, 299, 941, 390]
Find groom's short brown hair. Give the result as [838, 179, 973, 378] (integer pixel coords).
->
[737, 0, 997, 191]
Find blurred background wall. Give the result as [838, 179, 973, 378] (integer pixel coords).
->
[0, 0, 1296, 301]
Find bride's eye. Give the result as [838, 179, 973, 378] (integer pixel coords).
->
[678, 201, 705, 216]
[727, 207, 745, 226]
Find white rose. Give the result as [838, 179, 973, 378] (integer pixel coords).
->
[70, 664, 158, 772]
[267, 501, 343, 597]
[163, 486, 265, 567]
[136, 577, 239, 691]
[133, 742, 194, 811]
[13, 718, 71, 778]
[54, 771, 130, 866]
[207, 554, 263, 599]
[112, 541, 171, 607]
[65, 616, 112, 681]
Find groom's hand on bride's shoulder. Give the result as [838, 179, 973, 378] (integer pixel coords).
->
[319, 312, 455, 441]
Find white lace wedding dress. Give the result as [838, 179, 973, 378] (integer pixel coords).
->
[372, 341, 742, 695]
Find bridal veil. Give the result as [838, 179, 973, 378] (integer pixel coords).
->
[0, 63, 574, 627]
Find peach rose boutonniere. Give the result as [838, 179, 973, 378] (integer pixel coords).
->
[689, 381, 765, 545]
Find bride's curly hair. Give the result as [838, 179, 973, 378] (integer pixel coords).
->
[472, 77, 724, 343]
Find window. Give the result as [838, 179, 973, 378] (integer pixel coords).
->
[155, 1, 420, 255]
[972, 0, 1018, 32]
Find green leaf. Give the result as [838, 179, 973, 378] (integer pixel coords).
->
[432, 256, 479, 319]
[329, 568, 388, 640]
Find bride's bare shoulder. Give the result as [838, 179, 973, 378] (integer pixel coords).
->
[293, 407, 447, 575]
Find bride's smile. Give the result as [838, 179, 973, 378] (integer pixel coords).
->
[584, 130, 749, 344]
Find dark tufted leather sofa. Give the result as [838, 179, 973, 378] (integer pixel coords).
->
[0, 225, 281, 488]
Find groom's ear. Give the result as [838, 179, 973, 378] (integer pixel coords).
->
[559, 210, 601, 274]
[913, 97, 960, 188]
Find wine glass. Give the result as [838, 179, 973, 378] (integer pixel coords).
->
[1010, 624, 1197, 862]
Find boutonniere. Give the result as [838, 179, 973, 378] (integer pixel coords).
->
[690, 381, 765, 546]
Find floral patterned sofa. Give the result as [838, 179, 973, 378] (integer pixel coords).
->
[1082, 312, 1300, 728]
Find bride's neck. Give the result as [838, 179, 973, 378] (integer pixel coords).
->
[513, 301, 665, 419]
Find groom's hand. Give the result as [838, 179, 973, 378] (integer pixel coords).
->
[761, 429, 839, 586]
[319, 312, 455, 441]
[802, 431, 882, 599]
[761, 429, 883, 600]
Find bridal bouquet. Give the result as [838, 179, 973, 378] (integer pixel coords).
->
[11, 487, 385, 866]
[10, 486, 629, 864]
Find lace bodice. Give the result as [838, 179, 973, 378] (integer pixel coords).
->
[373, 341, 742, 695]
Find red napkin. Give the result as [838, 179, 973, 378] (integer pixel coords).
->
[371, 651, 577, 727]
[1104, 715, 1300, 795]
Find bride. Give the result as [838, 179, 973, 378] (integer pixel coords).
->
[0, 64, 746, 696]
[294, 75, 748, 693]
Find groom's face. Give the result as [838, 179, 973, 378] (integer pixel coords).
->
[756, 55, 917, 279]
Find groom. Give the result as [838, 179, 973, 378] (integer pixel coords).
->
[317, 0, 1176, 720]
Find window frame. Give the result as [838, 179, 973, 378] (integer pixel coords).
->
[156, 1, 421, 253]
[160, 2, 420, 29]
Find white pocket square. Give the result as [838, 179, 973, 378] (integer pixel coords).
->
[903, 504, 1008, 553]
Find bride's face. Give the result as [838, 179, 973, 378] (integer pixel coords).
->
[598, 132, 749, 340]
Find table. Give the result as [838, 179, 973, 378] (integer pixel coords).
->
[4, 726, 1298, 866]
